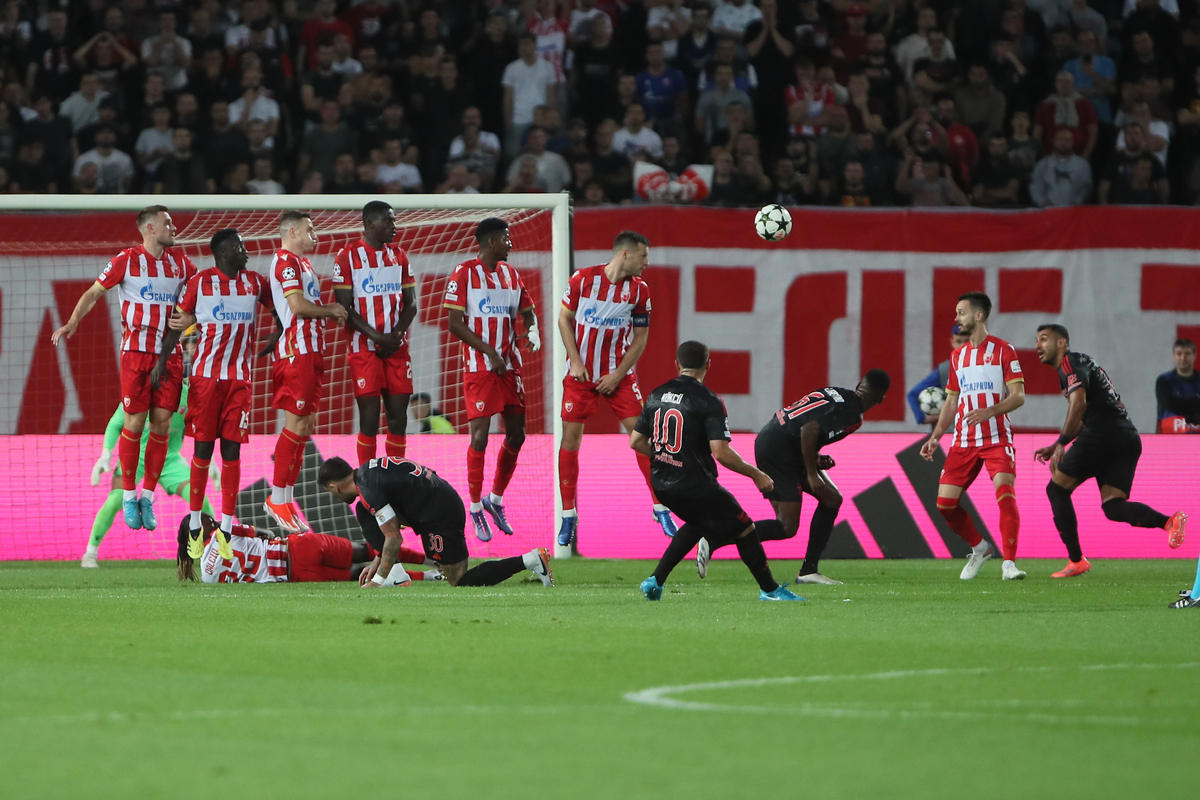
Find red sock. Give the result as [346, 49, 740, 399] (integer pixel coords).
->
[273, 429, 303, 489]
[559, 448, 579, 510]
[288, 435, 309, 489]
[404, 569, 424, 581]
[937, 498, 983, 547]
[221, 459, 240, 517]
[996, 485, 1020, 561]
[190, 457, 211, 512]
[636, 451, 658, 504]
[356, 433, 376, 465]
[142, 432, 168, 492]
[119, 428, 140, 491]
[467, 446, 486, 503]
[491, 441, 520, 496]
[385, 433, 407, 458]
[398, 545, 426, 564]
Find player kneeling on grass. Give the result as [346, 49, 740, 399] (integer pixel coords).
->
[1033, 325, 1186, 579]
[318, 456, 553, 588]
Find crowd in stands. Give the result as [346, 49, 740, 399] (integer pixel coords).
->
[1, 0, 1199, 207]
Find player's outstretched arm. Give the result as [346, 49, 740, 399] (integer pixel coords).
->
[920, 390, 959, 460]
[447, 309, 505, 373]
[51, 282, 107, 345]
[558, 306, 589, 381]
[711, 439, 774, 496]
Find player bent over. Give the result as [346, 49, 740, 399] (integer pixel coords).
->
[264, 211, 348, 533]
[52, 205, 197, 530]
[318, 456, 553, 588]
[443, 218, 541, 542]
[631, 341, 803, 602]
[717, 371, 890, 585]
[556, 230, 676, 547]
[163, 229, 279, 561]
[920, 292, 1027, 581]
[332, 201, 418, 466]
[1033, 324, 1186, 578]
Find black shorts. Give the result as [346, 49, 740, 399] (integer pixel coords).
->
[755, 426, 805, 504]
[656, 484, 753, 547]
[412, 490, 470, 565]
[1057, 427, 1142, 495]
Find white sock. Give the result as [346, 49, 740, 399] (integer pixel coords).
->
[189, 510, 202, 530]
[972, 540, 989, 554]
[653, 503, 668, 513]
[142, 490, 153, 503]
[220, 514, 233, 534]
[470, 501, 483, 513]
[561, 508, 577, 518]
[522, 550, 541, 570]
[270, 486, 286, 504]
[489, 492, 504, 506]
[123, 489, 137, 502]
[284, 485, 294, 504]
[85, 544, 99, 558]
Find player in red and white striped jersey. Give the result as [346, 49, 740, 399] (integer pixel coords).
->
[920, 292, 1027, 581]
[443, 218, 541, 542]
[265, 211, 348, 535]
[556, 230, 675, 548]
[51, 205, 197, 532]
[332, 201, 418, 467]
[163, 228, 279, 562]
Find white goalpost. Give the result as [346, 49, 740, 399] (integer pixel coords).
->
[0, 193, 572, 562]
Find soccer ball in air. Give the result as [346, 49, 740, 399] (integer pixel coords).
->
[754, 204, 793, 242]
[918, 386, 947, 417]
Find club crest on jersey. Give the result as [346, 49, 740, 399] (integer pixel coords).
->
[475, 401, 485, 411]
[296, 400, 305, 410]
[984, 353, 994, 365]
[564, 402, 573, 412]
[282, 267, 296, 280]
[123, 396, 131, 407]
[620, 288, 631, 303]
[357, 378, 366, 389]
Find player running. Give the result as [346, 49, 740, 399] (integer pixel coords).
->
[332, 201, 418, 466]
[632, 341, 803, 602]
[443, 218, 541, 542]
[556, 230, 676, 547]
[264, 211, 348, 533]
[163, 228, 280, 561]
[726, 371, 891, 586]
[317, 456, 554, 588]
[920, 292, 1027, 581]
[51, 205, 197, 531]
[1032, 324, 1187, 577]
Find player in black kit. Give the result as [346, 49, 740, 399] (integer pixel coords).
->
[630, 341, 803, 601]
[1033, 325, 1187, 578]
[723, 371, 891, 587]
[318, 456, 553, 588]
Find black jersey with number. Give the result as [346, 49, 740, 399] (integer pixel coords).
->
[759, 387, 865, 447]
[353, 457, 463, 534]
[1057, 351, 1137, 433]
[634, 375, 732, 494]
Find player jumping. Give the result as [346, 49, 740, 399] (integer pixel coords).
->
[264, 211, 348, 533]
[556, 230, 676, 547]
[1032, 324, 1187, 577]
[332, 201, 418, 466]
[920, 292, 1027, 581]
[632, 341, 803, 602]
[52, 205, 197, 531]
[443, 218, 541, 542]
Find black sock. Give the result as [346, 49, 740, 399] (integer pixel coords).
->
[753, 519, 790, 542]
[456, 556, 525, 587]
[652, 523, 704, 585]
[800, 503, 839, 575]
[735, 533, 779, 593]
[1047, 481, 1083, 562]
[1102, 498, 1169, 529]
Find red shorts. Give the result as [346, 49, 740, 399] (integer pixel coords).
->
[185, 377, 252, 443]
[286, 532, 353, 582]
[120, 350, 183, 415]
[272, 352, 325, 416]
[561, 372, 644, 423]
[464, 369, 525, 420]
[348, 348, 413, 398]
[939, 443, 1017, 488]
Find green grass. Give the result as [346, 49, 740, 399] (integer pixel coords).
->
[2, 558, 1199, 800]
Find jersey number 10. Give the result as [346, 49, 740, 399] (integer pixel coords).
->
[652, 408, 684, 454]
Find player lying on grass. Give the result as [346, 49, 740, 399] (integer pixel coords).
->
[318, 456, 553, 588]
[176, 513, 442, 584]
[631, 340, 803, 602]
[1033, 325, 1187, 578]
[83, 383, 216, 568]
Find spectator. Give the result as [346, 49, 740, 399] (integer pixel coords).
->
[569, 0, 611, 44]
[10, 140, 57, 193]
[990, 35, 1039, 115]
[221, 160, 251, 193]
[26, 10, 76, 103]
[569, 13, 621, 129]
[438, 162, 481, 194]
[845, 71, 887, 136]
[815, 105, 858, 194]
[204, 101, 250, 178]
[1034, 71, 1099, 159]
[561, 117, 591, 162]
[699, 37, 759, 95]
[300, 100, 358, 181]
[133, 72, 169, 130]
[676, 5, 717, 92]
[142, 12, 192, 93]
[832, 160, 875, 206]
[636, 42, 689, 133]
[568, 159, 596, 202]
[0, 100, 15, 167]
[704, 149, 748, 206]
[188, 48, 227, 111]
[156, 128, 213, 194]
[1006, 109, 1043, 191]
[1100, 121, 1170, 202]
[579, 179, 610, 206]
[301, 43, 348, 118]
[712, 0, 762, 45]
[527, 0, 569, 102]
[935, 96, 979, 186]
[326, 152, 370, 193]
[73, 31, 139, 99]
[73, 125, 134, 194]
[365, 101, 419, 165]
[911, 31, 959, 94]
[646, 0, 691, 60]
[1110, 154, 1167, 203]
[613, 103, 664, 160]
[504, 125, 571, 191]
[76, 97, 130, 154]
[245, 120, 278, 173]
[502, 31, 557, 157]
[449, 107, 501, 160]
[228, 67, 280, 144]
[1068, 0, 1109, 51]
[74, 161, 101, 194]
[772, 156, 810, 205]
[377, 137, 424, 191]
[408, 393, 456, 434]
[794, 0, 834, 66]
[1063, 30, 1117, 127]
[895, 8, 956, 80]
[735, 150, 773, 204]
[463, 11, 516, 137]
[174, 92, 202, 132]
[226, 1, 276, 55]
[972, 136, 1022, 207]
[58, 73, 109, 134]
[1155, 338, 1200, 433]
[591, 118, 633, 202]
[134, 105, 176, 186]
[1045, 26, 1078, 78]
[786, 58, 835, 137]
[186, 7, 225, 56]
[856, 132, 898, 204]
[858, 32, 905, 128]
[298, 169, 324, 194]
[697, 63, 755, 144]
[831, 3, 869, 80]
[330, 34, 362, 75]
[447, 122, 499, 191]
[656, 135, 690, 178]
[1114, 100, 1170, 166]
[299, 0, 354, 72]
[1030, 127, 1093, 206]
[1122, 30, 1173, 97]
[534, 105, 570, 154]
[895, 152, 970, 206]
[24, 95, 74, 177]
[745, 0, 795, 158]
[246, 157, 286, 194]
[505, 154, 545, 192]
[954, 63, 1007, 142]
[341, 0, 398, 51]
[711, 101, 752, 150]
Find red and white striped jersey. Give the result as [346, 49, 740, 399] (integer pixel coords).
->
[199, 524, 289, 583]
[331, 238, 416, 354]
[945, 335, 1024, 448]
[177, 267, 272, 380]
[269, 249, 325, 358]
[443, 258, 535, 374]
[561, 264, 651, 379]
[527, 13, 568, 81]
[97, 245, 197, 354]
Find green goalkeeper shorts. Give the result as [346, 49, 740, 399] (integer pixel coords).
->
[116, 455, 192, 497]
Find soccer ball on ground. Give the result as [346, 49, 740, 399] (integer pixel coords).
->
[918, 386, 947, 417]
[754, 204, 793, 241]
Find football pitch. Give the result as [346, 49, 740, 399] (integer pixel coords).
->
[2, 558, 1198, 799]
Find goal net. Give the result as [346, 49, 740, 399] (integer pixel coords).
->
[0, 194, 569, 563]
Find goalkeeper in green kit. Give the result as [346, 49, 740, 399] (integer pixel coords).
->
[82, 383, 216, 567]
